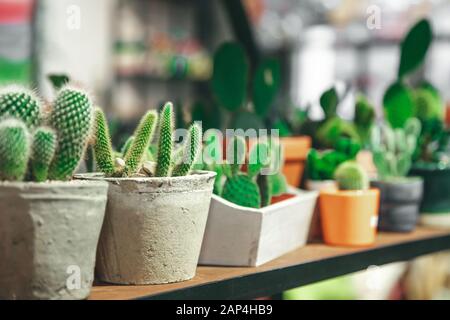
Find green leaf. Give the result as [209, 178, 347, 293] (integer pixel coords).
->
[320, 87, 339, 118]
[212, 42, 248, 112]
[383, 81, 415, 128]
[252, 58, 281, 116]
[398, 19, 433, 78]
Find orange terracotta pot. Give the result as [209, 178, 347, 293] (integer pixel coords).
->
[280, 136, 311, 187]
[319, 189, 379, 246]
[446, 105, 450, 128]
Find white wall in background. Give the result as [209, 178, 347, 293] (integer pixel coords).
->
[36, 0, 116, 102]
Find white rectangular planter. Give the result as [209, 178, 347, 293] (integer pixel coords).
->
[199, 188, 318, 267]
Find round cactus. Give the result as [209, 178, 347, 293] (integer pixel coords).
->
[92, 108, 115, 175]
[222, 174, 261, 208]
[124, 111, 158, 175]
[31, 127, 57, 182]
[414, 88, 442, 122]
[0, 85, 42, 128]
[172, 123, 202, 177]
[48, 86, 94, 181]
[0, 118, 31, 181]
[334, 161, 369, 191]
[155, 102, 174, 177]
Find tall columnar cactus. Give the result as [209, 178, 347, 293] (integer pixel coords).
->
[48, 86, 94, 180]
[334, 161, 369, 191]
[155, 102, 174, 177]
[31, 127, 57, 182]
[92, 108, 115, 175]
[172, 123, 202, 176]
[0, 86, 42, 128]
[370, 118, 421, 179]
[0, 118, 31, 181]
[124, 111, 158, 175]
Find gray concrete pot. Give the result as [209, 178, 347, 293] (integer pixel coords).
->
[371, 178, 423, 232]
[75, 171, 216, 285]
[0, 181, 108, 300]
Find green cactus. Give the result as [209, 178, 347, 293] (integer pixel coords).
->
[383, 81, 415, 129]
[370, 118, 421, 179]
[0, 85, 41, 128]
[48, 86, 94, 181]
[120, 136, 134, 158]
[253, 58, 281, 117]
[354, 95, 375, 145]
[320, 86, 339, 119]
[92, 108, 115, 175]
[155, 102, 174, 177]
[31, 127, 57, 182]
[414, 87, 443, 122]
[172, 123, 202, 176]
[124, 110, 158, 175]
[226, 135, 246, 175]
[0, 118, 31, 181]
[334, 161, 369, 191]
[222, 174, 261, 208]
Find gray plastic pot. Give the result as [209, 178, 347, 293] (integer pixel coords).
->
[371, 178, 423, 232]
[75, 171, 216, 285]
[0, 180, 108, 300]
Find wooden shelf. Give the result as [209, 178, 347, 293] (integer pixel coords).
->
[89, 227, 450, 300]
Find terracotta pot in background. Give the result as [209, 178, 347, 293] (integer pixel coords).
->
[446, 103, 450, 127]
[320, 189, 379, 246]
[356, 150, 377, 180]
[280, 136, 311, 187]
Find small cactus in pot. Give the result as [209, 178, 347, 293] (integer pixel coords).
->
[0, 83, 108, 300]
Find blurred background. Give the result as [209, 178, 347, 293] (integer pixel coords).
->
[1, 0, 450, 299]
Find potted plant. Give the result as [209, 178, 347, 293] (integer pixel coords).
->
[369, 118, 423, 232]
[0, 85, 108, 300]
[199, 136, 318, 266]
[320, 161, 379, 246]
[77, 102, 216, 284]
[211, 42, 311, 187]
[305, 137, 360, 240]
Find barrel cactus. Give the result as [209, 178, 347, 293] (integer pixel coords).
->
[334, 161, 369, 191]
[48, 86, 94, 180]
[0, 118, 31, 181]
[0, 86, 42, 128]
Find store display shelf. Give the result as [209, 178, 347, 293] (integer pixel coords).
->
[90, 227, 450, 300]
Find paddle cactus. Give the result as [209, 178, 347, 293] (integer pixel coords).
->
[335, 161, 369, 191]
[31, 127, 57, 182]
[155, 102, 174, 177]
[0, 118, 31, 181]
[48, 86, 94, 180]
[222, 174, 262, 208]
[0, 86, 41, 128]
[370, 118, 421, 179]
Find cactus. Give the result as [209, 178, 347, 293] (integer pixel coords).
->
[0, 85, 41, 128]
[370, 118, 421, 179]
[226, 135, 246, 175]
[334, 161, 369, 191]
[414, 87, 443, 122]
[0, 118, 31, 181]
[120, 136, 134, 158]
[124, 110, 158, 175]
[31, 127, 57, 182]
[155, 102, 174, 177]
[172, 123, 202, 176]
[48, 86, 94, 181]
[253, 58, 281, 117]
[383, 81, 415, 129]
[92, 108, 115, 175]
[354, 95, 375, 145]
[222, 174, 261, 208]
[306, 138, 360, 181]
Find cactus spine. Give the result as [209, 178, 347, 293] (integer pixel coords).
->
[92, 108, 115, 175]
[334, 161, 369, 191]
[0, 86, 41, 128]
[31, 127, 57, 182]
[48, 86, 94, 181]
[124, 110, 158, 175]
[172, 123, 202, 176]
[155, 102, 174, 177]
[0, 118, 31, 181]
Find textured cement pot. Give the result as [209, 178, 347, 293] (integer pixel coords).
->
[76, 171, 216, 285]
[0, 181, 108, 300]
[371, 178, 423, 232]
[199, 188, 318, 267]
[410, 164, 450, 228]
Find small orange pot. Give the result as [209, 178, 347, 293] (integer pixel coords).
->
[319, 189, 379, 246]
[280, 136, 311, 187]
[446, 104, 450, 128]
